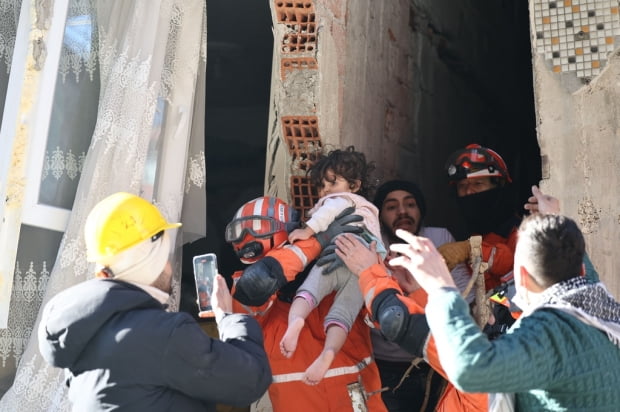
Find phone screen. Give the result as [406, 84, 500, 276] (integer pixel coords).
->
[192, 253, 218, 316]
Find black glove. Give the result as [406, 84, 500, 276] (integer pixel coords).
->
[233, 257, 287, 306]
[316, 244, 344, 275]
[483, 304, 516, 340]
[314, 206, 363, 249]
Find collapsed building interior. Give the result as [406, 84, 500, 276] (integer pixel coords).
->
[197, 0, 541, 290]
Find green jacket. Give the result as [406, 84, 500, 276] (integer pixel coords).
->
[426, 285, 620, 411]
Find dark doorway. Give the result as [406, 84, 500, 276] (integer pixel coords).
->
[181, 1, 273, 317]
[417, 1, 541, 240]
[204, 1, 274, 277]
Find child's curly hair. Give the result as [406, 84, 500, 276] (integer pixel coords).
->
[308, 146, 376, 198]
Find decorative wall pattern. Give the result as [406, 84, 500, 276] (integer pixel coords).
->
[533, 0, 620, 79]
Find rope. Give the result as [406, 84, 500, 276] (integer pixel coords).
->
[468, 235, 491, 328]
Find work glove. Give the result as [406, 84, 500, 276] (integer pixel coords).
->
[483, 303, 517, 340]
[437, 240, 470, 271]
[316, 229, 375, 275]
[316, 244, 342, 275]
[313, 206, 363, 249]
[233, 257, 287, 306]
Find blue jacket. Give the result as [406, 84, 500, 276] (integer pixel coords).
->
[38, 278, 271, 411]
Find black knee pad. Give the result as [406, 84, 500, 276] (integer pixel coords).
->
[372, 291, 430, 357]
[377, 304, 406, 341]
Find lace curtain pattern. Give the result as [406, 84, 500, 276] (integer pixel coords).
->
[0, 0, 206, 410]
[0, 225, 62, 397]
[0, 0, 21, 73]
[0, 0, 22, 131]
[42, 147, 87, 181]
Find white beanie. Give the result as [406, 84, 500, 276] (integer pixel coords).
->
[101, 231, 171, 286]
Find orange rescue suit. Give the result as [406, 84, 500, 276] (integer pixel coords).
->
[481, 227, 519, 291]
[232, 238, 387, 412]
[358, 263, 488, 412]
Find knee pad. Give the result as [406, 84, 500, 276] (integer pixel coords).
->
[377, 304, 406, 342]
[373, 292, 429, 357]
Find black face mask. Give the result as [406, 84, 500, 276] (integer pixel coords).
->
[456, 186, 516, 235]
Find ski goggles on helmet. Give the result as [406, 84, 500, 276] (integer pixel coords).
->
[225, 216, 297, 243]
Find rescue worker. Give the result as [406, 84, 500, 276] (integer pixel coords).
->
[38, 192, 272, 412]
[438, 143, 521, 291]
[333, 232, 487, 412]
[439, 143, 522, 336]
[225, 196, 387, 412]
[369, 180, 472, 411]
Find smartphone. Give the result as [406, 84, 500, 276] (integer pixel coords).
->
[192, 253, 218, 317]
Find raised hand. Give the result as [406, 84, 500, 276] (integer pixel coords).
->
[524, 185, 560, 215]
[389, 229, 456, 293]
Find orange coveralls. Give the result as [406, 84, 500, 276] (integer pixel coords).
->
[357, 263, 488, 412]
[232, 238, 387, 412]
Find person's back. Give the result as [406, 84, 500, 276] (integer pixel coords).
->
[39, 192, 271, 411]
[510, 306, 620, 410]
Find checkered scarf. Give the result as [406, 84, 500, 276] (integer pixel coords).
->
[535, 276, 620, 348]
[490, 277, 620, 411]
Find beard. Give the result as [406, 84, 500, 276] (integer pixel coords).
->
[385, 216, 419, 243]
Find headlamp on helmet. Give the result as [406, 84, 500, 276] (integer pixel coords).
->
[445, 143, 512, 183]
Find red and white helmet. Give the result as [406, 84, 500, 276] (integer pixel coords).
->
[445, 143, 512, 183]
[225, 196, 299, 264]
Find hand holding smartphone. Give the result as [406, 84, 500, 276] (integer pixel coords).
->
[193, 253, 218, 318]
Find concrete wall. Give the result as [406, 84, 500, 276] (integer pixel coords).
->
[529, 0, 620, 296]
[265, 0, 538, 237]
[338, 0, 537, 237]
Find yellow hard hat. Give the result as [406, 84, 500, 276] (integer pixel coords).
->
[85, 192, 182, 263]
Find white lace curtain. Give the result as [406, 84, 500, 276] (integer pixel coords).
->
[0, 0, 21, 131]
[0, 0, 206, 410]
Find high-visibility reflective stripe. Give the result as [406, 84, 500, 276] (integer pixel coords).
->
[487, 247, 496, 272]
[239, 300, 274, 317]
[283, 243, 308, 268]
[364, 287, 376, 309]
[272, 356, 372, 383]
[252, 198, 264, 232]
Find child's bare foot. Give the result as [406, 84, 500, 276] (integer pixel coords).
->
[280, 317, 305, 358]
[303, 349, 335, 385]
